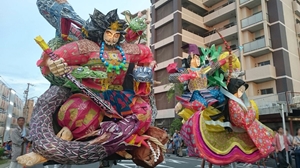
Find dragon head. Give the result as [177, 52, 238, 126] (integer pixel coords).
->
[123, 11, 150, 32]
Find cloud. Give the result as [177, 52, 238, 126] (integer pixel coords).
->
[0, 0, 151, 100]
[0, 74, 50, 99]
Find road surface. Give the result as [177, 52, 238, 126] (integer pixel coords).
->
[3, 154, 279, 168]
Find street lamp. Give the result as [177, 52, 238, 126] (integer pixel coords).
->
[278, 102, 289, 164]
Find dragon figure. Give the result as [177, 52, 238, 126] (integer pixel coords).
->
[16, 1, 167, 168]
[122, 10, 150, 43]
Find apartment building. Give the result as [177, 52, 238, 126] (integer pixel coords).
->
[150, 0, 300, 130]
[0, 80, 23, 142]
[25, 99, 35, 125]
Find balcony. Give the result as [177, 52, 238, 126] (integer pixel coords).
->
[240, 0, 261, 9]
[245, 65, 276, 83]
[204, 1, 236, 27]
[182, 0, 208, 16]
[250, 92, 289, 115]
[182, 29, 204, 46]
[182, 29, 205, 46]
[243, 37, 272, 57]
[203, 0, 223, 7]
[293, 1, 300, 17]
[296, 24, 300, 37]
[182, 7, 206, 29]
[241, 12, 264, 32]
[204, 23, 238, 45]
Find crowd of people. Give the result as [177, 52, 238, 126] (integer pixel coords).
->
[165, 130, 185, 157]
[163, 126, 300, 168]
[272, 126, 300, 168]
[7, 117, 31, 168]
[3, 116, 300, 168]
[1, 140, 12, 159]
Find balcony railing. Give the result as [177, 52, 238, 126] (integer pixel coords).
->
[251, 92, 289, 115]
[293, 1, 300, 17]
[245, 65, 276, 83]
[182, 29, 205, 46]
[240, 0, 250, 4]
[204, 24, 237, 45]
[241, 12, 263, 28]
[204, 0, 234, 16]
[249, 92, 300, 115]
[206, 22, 236, 36]
[243, 37, 270, 53]
[296, 24, 300, 36]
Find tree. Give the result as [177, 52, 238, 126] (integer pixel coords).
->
[165, 83, 184, 102]
[169, 118, 183, 136]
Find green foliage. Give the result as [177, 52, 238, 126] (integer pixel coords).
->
[165, 83, 184, 102]
[169, 118, 183, 136]
[0, 148, 4, 157]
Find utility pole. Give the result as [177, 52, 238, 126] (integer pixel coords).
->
[23, 83, 34, 123]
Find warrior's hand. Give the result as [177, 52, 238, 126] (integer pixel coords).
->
[47, 58, 70, 76]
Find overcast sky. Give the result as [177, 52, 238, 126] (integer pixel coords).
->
[0, 0, 151, 100]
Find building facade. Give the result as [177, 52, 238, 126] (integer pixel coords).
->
[0, 80, 23, 142]
[25, 99, 35, 125]
[150, 0, 300, 131]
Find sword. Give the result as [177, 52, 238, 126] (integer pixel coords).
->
[34, 35, 123, 119]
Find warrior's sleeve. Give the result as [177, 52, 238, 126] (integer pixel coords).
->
[228, 99, 256, 127]
[37, 39, 99, 75]
[129, 44, 153, 65]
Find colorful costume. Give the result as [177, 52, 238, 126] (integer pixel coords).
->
[169, 42, 275, 165]
[17, 1, 167, 168]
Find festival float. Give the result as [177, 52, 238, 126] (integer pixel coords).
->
[168, 31, 275, 165]
[16, 0, 167, 168]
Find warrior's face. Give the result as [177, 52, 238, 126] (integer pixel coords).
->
[103, 29, 120, 46]
[190, 54, 200, 68]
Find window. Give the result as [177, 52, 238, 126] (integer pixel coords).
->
[255, 36, 264, 40]
[1, 95, 6, 100]
[260, 88, 273, 95]
[257, 60, 270, 66]
[230, 44, 237, 50]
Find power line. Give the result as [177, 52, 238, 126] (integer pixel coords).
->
[0, 76, 28, 101]
[0, 76, 12, 88]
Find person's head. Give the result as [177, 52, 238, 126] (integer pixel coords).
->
[277, 126, 283, 134]
[190, 53, 201, 68]
[296, 128, 300, 136]
[7, 141, 12, 146]
[185, 44, 201, 68]
[82, 9, 127, 46]
[227, 78, 249, 98]
[17, 117, 25, 127]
